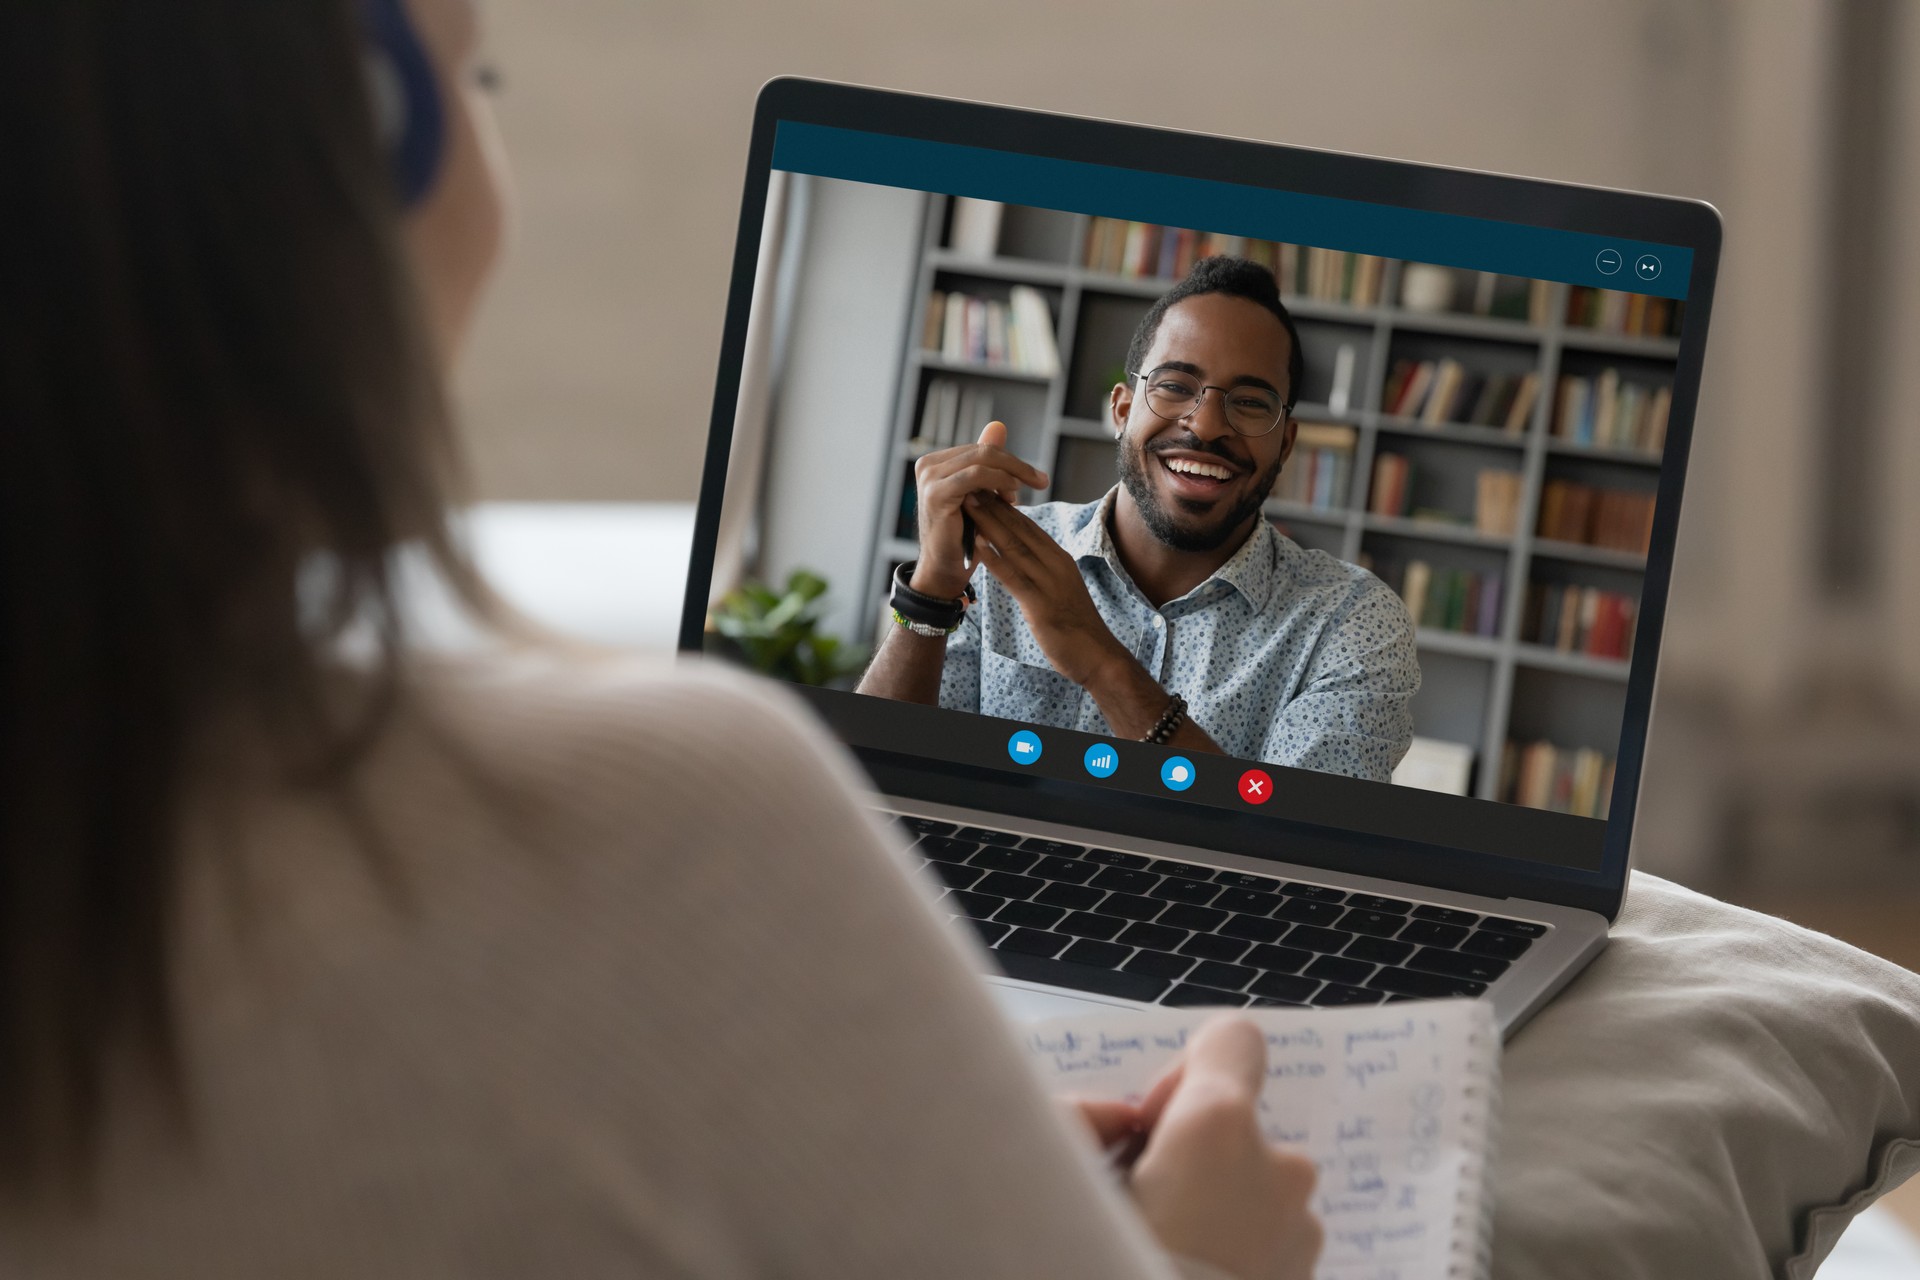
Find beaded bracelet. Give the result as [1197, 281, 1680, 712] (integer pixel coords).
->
[1144, 693, 1187, 745]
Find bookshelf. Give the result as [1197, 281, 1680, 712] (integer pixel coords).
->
[868, 195, 1681, 809]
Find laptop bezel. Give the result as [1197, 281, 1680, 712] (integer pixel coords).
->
[682, 76, 1721, 921]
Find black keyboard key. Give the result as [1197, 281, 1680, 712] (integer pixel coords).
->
[931, 861, 985, 890]
[1368, 966, 1488, 999]
[1061, 939, 1131, 969]
[1282, 925, 1355, 954]
[1083, 849, 1151, 869]
[1313, 983, 1386, 1006]
[996, 900, 1066, 930]
[974, 871, 1045, 900]
[1408, 948, 1510, 983]
[1091, 867, 1161, 895]
[1306, 954, 1375, 985]
[1162, 984, 1248, 1007]
[1398, 920, 1470, 948]
[1277, 898, 1346, 926]
[1158, 903, 1229, 933]
[1219, 914, 1289, 945]
[1117, 922, 1188, 952]
[1094, 893, 1164, 921]
[946, 891, 1006, 920]
[1179, 934, 1249, 963]
[1244, 944, 1314, 973]
[955, 826, 1022, 847]
[1020, 838, 1086, 858]
[1250, 972, 1321, 1002]
[968, 919, 1011, 946]
[1412, 905, 1481, 927]
[1345, 893, 1412, 913]
[1187, 961, 1258, 991]
[1150, 879, 1222, 906]
[916, 836, 979, 863]
[1338, 908, 1407, 937]
[1057, 911, 1127, 941]
[899, 816, 957, 838]
[1031, 857, 1098, 884]
[994, 950, 1169, 1002]
[1153, 860, 1217, 881]
[1249, 997, 1310, 1008]
[1480, 916, 1550, 938]
[1280, 882, 1347, 903]
[971, 846, 1041, 873]
[1125, 951, 1196, 980]
[1462, 930, 1535, 960]
[997, 929, 1069, 957]
[1035, 882, 1104, 912]
[1214, 871, 1282, 892]
[1215, 889, 1283, 916]
[1344, 936, 1415, 966]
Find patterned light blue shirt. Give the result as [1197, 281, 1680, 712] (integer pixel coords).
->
[938, 488, 1420, 782]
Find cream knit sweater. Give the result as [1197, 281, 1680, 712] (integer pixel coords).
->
[0, 656, 1226, 1279]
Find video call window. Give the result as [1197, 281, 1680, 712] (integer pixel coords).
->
[711, 178, 1683, 820]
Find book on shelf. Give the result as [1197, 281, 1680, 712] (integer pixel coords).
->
[924, 286, 1060, 377]
[1552, 370, 1671, 453]
[1369, 452, 1412, 517]
[1522, 584, 1637, 660]
[1327, 343, 1357, 414]
[1391, 735, 1476, 796]
[911, 378, 994, 454]
[1564, 286, 1681, 338]
[1474, 470, 1523, 537]
[1275, 422, 1356, 510]
[947, 198, 1004, 258]
[1536, 479, 1655, 554]
[1382, 359, 1539, 432]
[1500, 740, 1614, 819]
[1376, 558, 1503, 638]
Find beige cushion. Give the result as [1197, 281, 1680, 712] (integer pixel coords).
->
[1494, 871, 1920, 1278]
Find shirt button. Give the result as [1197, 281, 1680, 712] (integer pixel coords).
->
[1151, 616, 1165, 629]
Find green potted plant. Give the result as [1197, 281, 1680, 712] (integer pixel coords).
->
[709, 569, 870, 688]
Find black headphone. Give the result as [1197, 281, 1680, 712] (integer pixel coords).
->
[361, 0, 446, 208]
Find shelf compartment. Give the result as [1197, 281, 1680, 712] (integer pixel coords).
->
[1514, 644, 1632, 682]
[1374, 416, 1527, 450]
[1362, 514, 1512, 550]
[1530, 538, 1646, 570]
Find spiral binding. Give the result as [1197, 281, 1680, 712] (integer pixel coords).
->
[1444, 1002, 1502, 1280]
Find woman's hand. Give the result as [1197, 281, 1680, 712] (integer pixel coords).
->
[1126, 1018, 1324, 1280]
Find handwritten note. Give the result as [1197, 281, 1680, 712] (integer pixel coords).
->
[1023, 999, 1496, 1280]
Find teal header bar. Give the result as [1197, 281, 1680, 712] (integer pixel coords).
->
[772, 121, 1692, 300]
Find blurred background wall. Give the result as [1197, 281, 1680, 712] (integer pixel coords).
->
[455, 0, 1920, 900]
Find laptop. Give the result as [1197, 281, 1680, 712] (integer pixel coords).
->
[680, 78, 1719, 1037]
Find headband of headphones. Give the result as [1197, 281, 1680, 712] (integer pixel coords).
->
[360, 0, 446, 208]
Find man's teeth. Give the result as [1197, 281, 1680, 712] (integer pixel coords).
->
[1163, 456, 1234, 481]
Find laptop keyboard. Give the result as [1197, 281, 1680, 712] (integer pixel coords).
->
[894, 814, 1549, 1008]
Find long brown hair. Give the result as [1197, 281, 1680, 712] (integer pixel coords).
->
[0, 1, 484, 1187]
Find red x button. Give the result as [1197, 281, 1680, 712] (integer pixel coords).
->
[1238, 769, 1273, 805]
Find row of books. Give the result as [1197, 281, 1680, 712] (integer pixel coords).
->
[911, 379, 995, 454]
[1399, 268, 1556, 327]
[921, 287, 1061, 377]
[1500, 741, 1615, 819]
[1080, 220, 1387, 305]
[1367, 456, 1522, 537]
[1382, 359, 1541, 431]
[1565, 287, 1682, 338]
[1537, 480, 1655, 554]
[1552, 370, 1672, 453]
[1377, 560, 1504, 638]
[1522, 584, 1638, 660]
[1274, 424, 1357, 510]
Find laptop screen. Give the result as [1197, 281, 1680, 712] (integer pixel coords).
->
[689, 90, 1713, 897]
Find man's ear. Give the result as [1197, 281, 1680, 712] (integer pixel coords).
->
[1109, 380, 1133, 438]
[1277, 414, 1300, 468]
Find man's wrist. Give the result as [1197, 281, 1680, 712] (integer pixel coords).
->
[1071, 636, 1139, 694]
[908, 562, 969, 599]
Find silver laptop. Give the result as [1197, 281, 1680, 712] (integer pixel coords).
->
[682, 78, 1719, 1037]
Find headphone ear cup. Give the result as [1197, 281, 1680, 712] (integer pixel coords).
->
[360, 0, 446, 208]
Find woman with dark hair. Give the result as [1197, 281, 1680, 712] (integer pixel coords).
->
[0, 2, 1320, 1276]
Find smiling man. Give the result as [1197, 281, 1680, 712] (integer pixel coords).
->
[857, 257, 1420, 783]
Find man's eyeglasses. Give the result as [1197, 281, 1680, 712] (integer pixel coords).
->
[1129, 367, 1291, 438]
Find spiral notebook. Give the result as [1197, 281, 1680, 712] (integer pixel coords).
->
[1023, 999, 1499, 1280]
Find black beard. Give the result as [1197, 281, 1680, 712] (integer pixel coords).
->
[1117, 432, 1285, 553]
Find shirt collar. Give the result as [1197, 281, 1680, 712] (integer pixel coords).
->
[1065, 487, 1283, 613]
